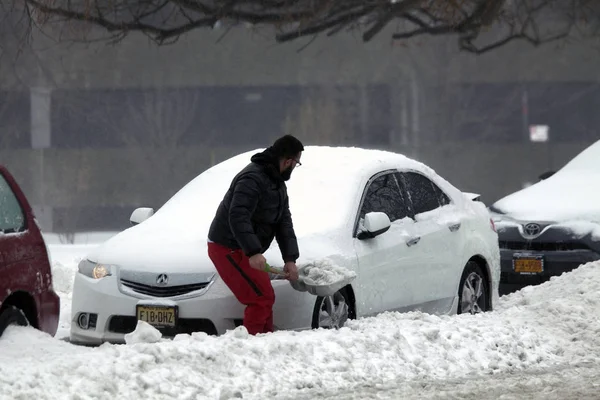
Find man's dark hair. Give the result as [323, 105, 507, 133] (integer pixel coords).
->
[271, 135, 304, 159]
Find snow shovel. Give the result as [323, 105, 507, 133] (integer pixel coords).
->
[264, 262, 356, 297]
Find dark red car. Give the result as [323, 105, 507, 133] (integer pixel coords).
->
[0, 165, 59, 337]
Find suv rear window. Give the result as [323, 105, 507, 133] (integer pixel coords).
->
[0, 174, 25, 233]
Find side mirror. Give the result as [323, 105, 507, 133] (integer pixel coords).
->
[357, 212, 391, 240]
[538, 171, 556, 181]
[130, 207, 154, 225]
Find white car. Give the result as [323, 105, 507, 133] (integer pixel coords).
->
[70, 146, 500, 344]
[490, 139, 600, 295]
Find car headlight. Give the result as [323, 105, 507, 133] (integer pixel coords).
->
[78, 259, 114, 279]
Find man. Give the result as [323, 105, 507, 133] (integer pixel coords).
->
[207, 134, 304, 335]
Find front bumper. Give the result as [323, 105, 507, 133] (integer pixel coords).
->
[69, 271, 247, 345]
[69, 271, 313, 345]
[499, 248, 600, 295]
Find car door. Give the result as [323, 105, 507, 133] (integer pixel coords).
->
[353, 170, 422, 316]
[0, 170, 31, 300]
[397, 171, 463, 309]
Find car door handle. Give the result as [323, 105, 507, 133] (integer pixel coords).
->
[406, 237, 421, 247]
[448, 223, 461, 232]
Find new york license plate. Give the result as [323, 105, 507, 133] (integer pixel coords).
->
[136, 305, 177, 328]
[513, 256, 544, 274]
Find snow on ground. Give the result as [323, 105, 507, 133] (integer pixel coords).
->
[2, 243, 600, 399]
[291, 362, 600, 399]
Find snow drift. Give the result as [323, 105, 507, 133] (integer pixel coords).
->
[1, 245, 598, 400]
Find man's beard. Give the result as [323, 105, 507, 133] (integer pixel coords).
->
[281, 166, 293, 181]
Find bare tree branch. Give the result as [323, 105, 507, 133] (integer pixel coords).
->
[363, 0, 421, 42]
[4, 0, 597, 54]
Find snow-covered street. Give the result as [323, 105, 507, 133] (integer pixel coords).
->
[291, 362, 600, 399]
[1, 242, 600, 399]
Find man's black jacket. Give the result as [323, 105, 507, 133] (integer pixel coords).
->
[208, 147, 299, 263]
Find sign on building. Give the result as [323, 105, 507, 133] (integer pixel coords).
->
[529, 125, 549, 142]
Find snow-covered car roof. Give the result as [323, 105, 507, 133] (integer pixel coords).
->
[491, 140, 600, 223]
[147, 146, 446, 239]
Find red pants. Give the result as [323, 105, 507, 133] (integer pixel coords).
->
[207, 242, 275, 335]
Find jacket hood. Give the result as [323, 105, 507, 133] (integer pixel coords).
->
[250, 147, 284, 183]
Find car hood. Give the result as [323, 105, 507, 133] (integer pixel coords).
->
[86, 227, 215, 274]
[85, 223, 346, 274]
[491, 172, 600, 224]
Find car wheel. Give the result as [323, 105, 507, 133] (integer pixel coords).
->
[457, 261, 488, 315]
[0, 306, 29, 336]
[311, 287, 354, 329]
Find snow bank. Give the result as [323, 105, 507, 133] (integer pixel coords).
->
[5, 249, 600, 399]
[48, 243, 100, 339]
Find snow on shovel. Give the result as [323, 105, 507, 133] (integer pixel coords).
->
[265, 259, 356, 297]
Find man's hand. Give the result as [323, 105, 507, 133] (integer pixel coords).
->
[248, 253, 267, 271]
[283, 261, 299, 281]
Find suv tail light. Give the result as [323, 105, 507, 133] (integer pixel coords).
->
[490, 218, 497, 232]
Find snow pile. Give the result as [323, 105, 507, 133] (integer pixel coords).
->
[48, 243, 99, 339]
[124, 321, 163, 345]
[300, 259, 357, 286]
[50, 259, 75, 295]
[50, 260, 75, 340]
[3, 256, 600, 399]
[498, 260, 600, 315]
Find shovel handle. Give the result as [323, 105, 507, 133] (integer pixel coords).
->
[264, 263, 286, 276]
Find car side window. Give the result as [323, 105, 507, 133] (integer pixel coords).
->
[359, 172, 410, 223]
[400, 172, 451, 215]
[432, 183, 451, 207]
[0, 174, 25, 233]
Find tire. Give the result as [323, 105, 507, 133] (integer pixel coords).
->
[457, 261, 489, 315]
[311, 287, 355, 330]
[0, 306, 29, 337]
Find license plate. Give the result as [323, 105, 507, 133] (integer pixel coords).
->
[513, 256, 544, 274]
[136, 305, 177, 328]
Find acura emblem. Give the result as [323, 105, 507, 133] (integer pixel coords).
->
[156, 274, 169, 286]
[523, 223, 541, 236]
